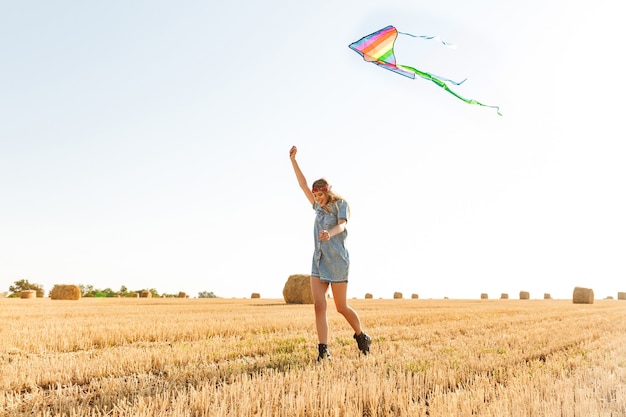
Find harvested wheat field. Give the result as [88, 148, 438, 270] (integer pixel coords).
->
[1, 297, 625, 417]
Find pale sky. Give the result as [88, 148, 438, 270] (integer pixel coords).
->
[1, 1, 624, 300]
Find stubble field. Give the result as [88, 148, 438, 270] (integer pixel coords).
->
[1, 296, 625, 416]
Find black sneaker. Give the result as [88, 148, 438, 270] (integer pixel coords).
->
[317, 343, 331, 361]
[353, 332, 371, 355]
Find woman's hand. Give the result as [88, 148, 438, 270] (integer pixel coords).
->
[318, 229, 331, 242]
[289, 146, 297, 160]
[318, 220, 345, 241]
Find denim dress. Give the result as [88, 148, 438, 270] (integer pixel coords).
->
[311, 200, 350, 283]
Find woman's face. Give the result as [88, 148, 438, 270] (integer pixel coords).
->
[313, 191, 329, 206]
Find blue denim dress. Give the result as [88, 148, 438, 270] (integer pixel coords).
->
[311, 200, 350, 283]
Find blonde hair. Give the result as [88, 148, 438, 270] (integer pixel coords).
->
[312, 178, 350, 216]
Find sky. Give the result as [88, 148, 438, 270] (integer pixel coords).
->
[1, 0, 624, 300]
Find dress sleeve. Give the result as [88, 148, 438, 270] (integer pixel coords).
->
[337, 200, 349, 222]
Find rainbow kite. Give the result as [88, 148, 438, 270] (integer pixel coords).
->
[349, 25, 501, 115]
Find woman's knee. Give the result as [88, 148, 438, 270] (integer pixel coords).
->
[313, 293, 327, 307]
[335, 303, 352, 316]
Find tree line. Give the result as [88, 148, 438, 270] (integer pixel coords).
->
[4, 279, 217, 299]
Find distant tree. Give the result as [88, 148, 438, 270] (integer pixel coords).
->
[119, 285, 128, 296]
[79, 284, 96, 297]
[9, 279, 44, 298]
[198, 291, 217, 298]
[77, 285, 127, 297]
[160, 293, 180, 298]
[95, 288, 116, 298]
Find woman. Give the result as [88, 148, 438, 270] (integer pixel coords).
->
[289, 146, 371, 361]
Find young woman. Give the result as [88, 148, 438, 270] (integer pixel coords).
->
[289, 145, 371, 361]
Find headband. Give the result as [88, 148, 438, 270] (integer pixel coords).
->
[312, 185, 331, 193]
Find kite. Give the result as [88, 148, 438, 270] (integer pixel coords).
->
[349, 25, 501, 115]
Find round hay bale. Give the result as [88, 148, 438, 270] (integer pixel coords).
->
[393, 292, 403, 299]
[572, 287, 594, 304]
[250, 292, 261, 299]
[50, 284, 81, 300]
[364, 293, 373, 299]
[20, 290, 36, 299]
[519, 291, 530, 300]
[500, 293, 509, 299]
[140, 290, 152, 298]
[132, 292, 140, 298]
[411, 293, 419, 299]
[480, 293, 488, 300]
[544, 293, 552, 300]
[618, 292, 626, 300]
[283, 274, 313, 304]
[178, 292, 188, 298]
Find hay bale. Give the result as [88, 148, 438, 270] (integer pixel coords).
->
[572, 287, 594, 304]
[251, 293, 261, 299]
[618, 292, 626, 300]
[500, 293, 509, 299]
[178, 292, 188, 298]
[519, 291, 530, 300]
[20, 290, 36, 299]
[140, 290, 152, 298]
[364, 293, 373, 299]
[411, 293, 419, 299]
[283, 274, 313, 304]
[480, 293, 488, 300]
[132, 292, 140, 298]
[544, 293, 552, 300]
[393, 292, 403, 299]
[50, 284, 81, 300]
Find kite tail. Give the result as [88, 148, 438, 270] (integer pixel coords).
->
[395, 30, 465, 86]
[428, 74, 467, 86]
[397, 31, 457, 49]
[400, 64, 502, 116]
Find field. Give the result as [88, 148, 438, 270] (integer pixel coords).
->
[1, 297, 625, 416]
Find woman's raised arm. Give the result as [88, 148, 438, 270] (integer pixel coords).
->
[289, 146, 314, 206]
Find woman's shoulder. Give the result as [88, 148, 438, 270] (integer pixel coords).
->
[333, 199, 349, 217]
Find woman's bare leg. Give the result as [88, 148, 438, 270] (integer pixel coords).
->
[310, 276, 330, 343]
[330, 283, 363, 335]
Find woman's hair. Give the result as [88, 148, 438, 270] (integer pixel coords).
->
[312, 178, 350, 216]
